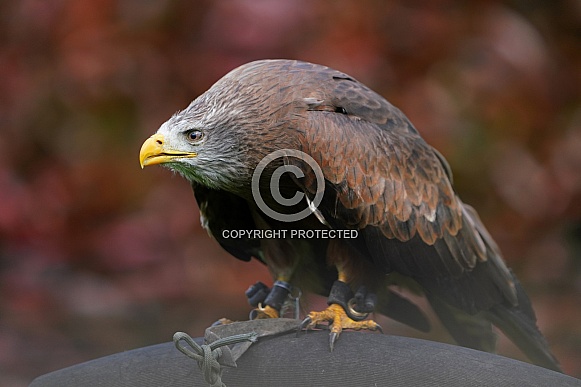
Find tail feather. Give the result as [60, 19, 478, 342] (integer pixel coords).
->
[427, 293, 498, 353]
[484, 274, 561, 372]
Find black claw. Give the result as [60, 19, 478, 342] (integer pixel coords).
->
[376, 323, 384, 334]
[297, 316, 312, 338]
[329, 331, 339, 352]
[298, 316, 312, 332]
[249, 309, 258, 320]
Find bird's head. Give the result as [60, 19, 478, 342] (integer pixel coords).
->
[139, 98, 247, 191]
[139, 63, 296, 193]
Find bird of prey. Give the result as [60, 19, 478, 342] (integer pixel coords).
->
[139, 59, 560, 371]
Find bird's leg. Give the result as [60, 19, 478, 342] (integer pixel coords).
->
[301, 277, 382, 351]
[248, 279, 292, 319]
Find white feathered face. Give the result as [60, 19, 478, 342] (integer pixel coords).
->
[138, 75, 276, 193]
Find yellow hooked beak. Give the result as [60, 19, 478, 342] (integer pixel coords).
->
[139, 133, 197, 168]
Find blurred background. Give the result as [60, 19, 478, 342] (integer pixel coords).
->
[1, 0, 580, 384]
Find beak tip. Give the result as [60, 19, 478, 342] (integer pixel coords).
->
[139, 133, 163, 169]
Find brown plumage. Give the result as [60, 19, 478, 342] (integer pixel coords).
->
[139, 59, 560, 371]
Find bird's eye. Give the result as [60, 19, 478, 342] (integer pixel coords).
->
[185, 130, 204, 143]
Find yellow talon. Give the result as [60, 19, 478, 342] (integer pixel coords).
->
[302, 304, 381, 350]
[251, 304, 280, 319]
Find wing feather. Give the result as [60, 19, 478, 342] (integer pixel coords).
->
[299, 110, 462, 245]
[285, 68, 517, 308]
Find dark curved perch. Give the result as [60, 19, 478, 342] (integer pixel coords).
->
[31, 329, 579, 387]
